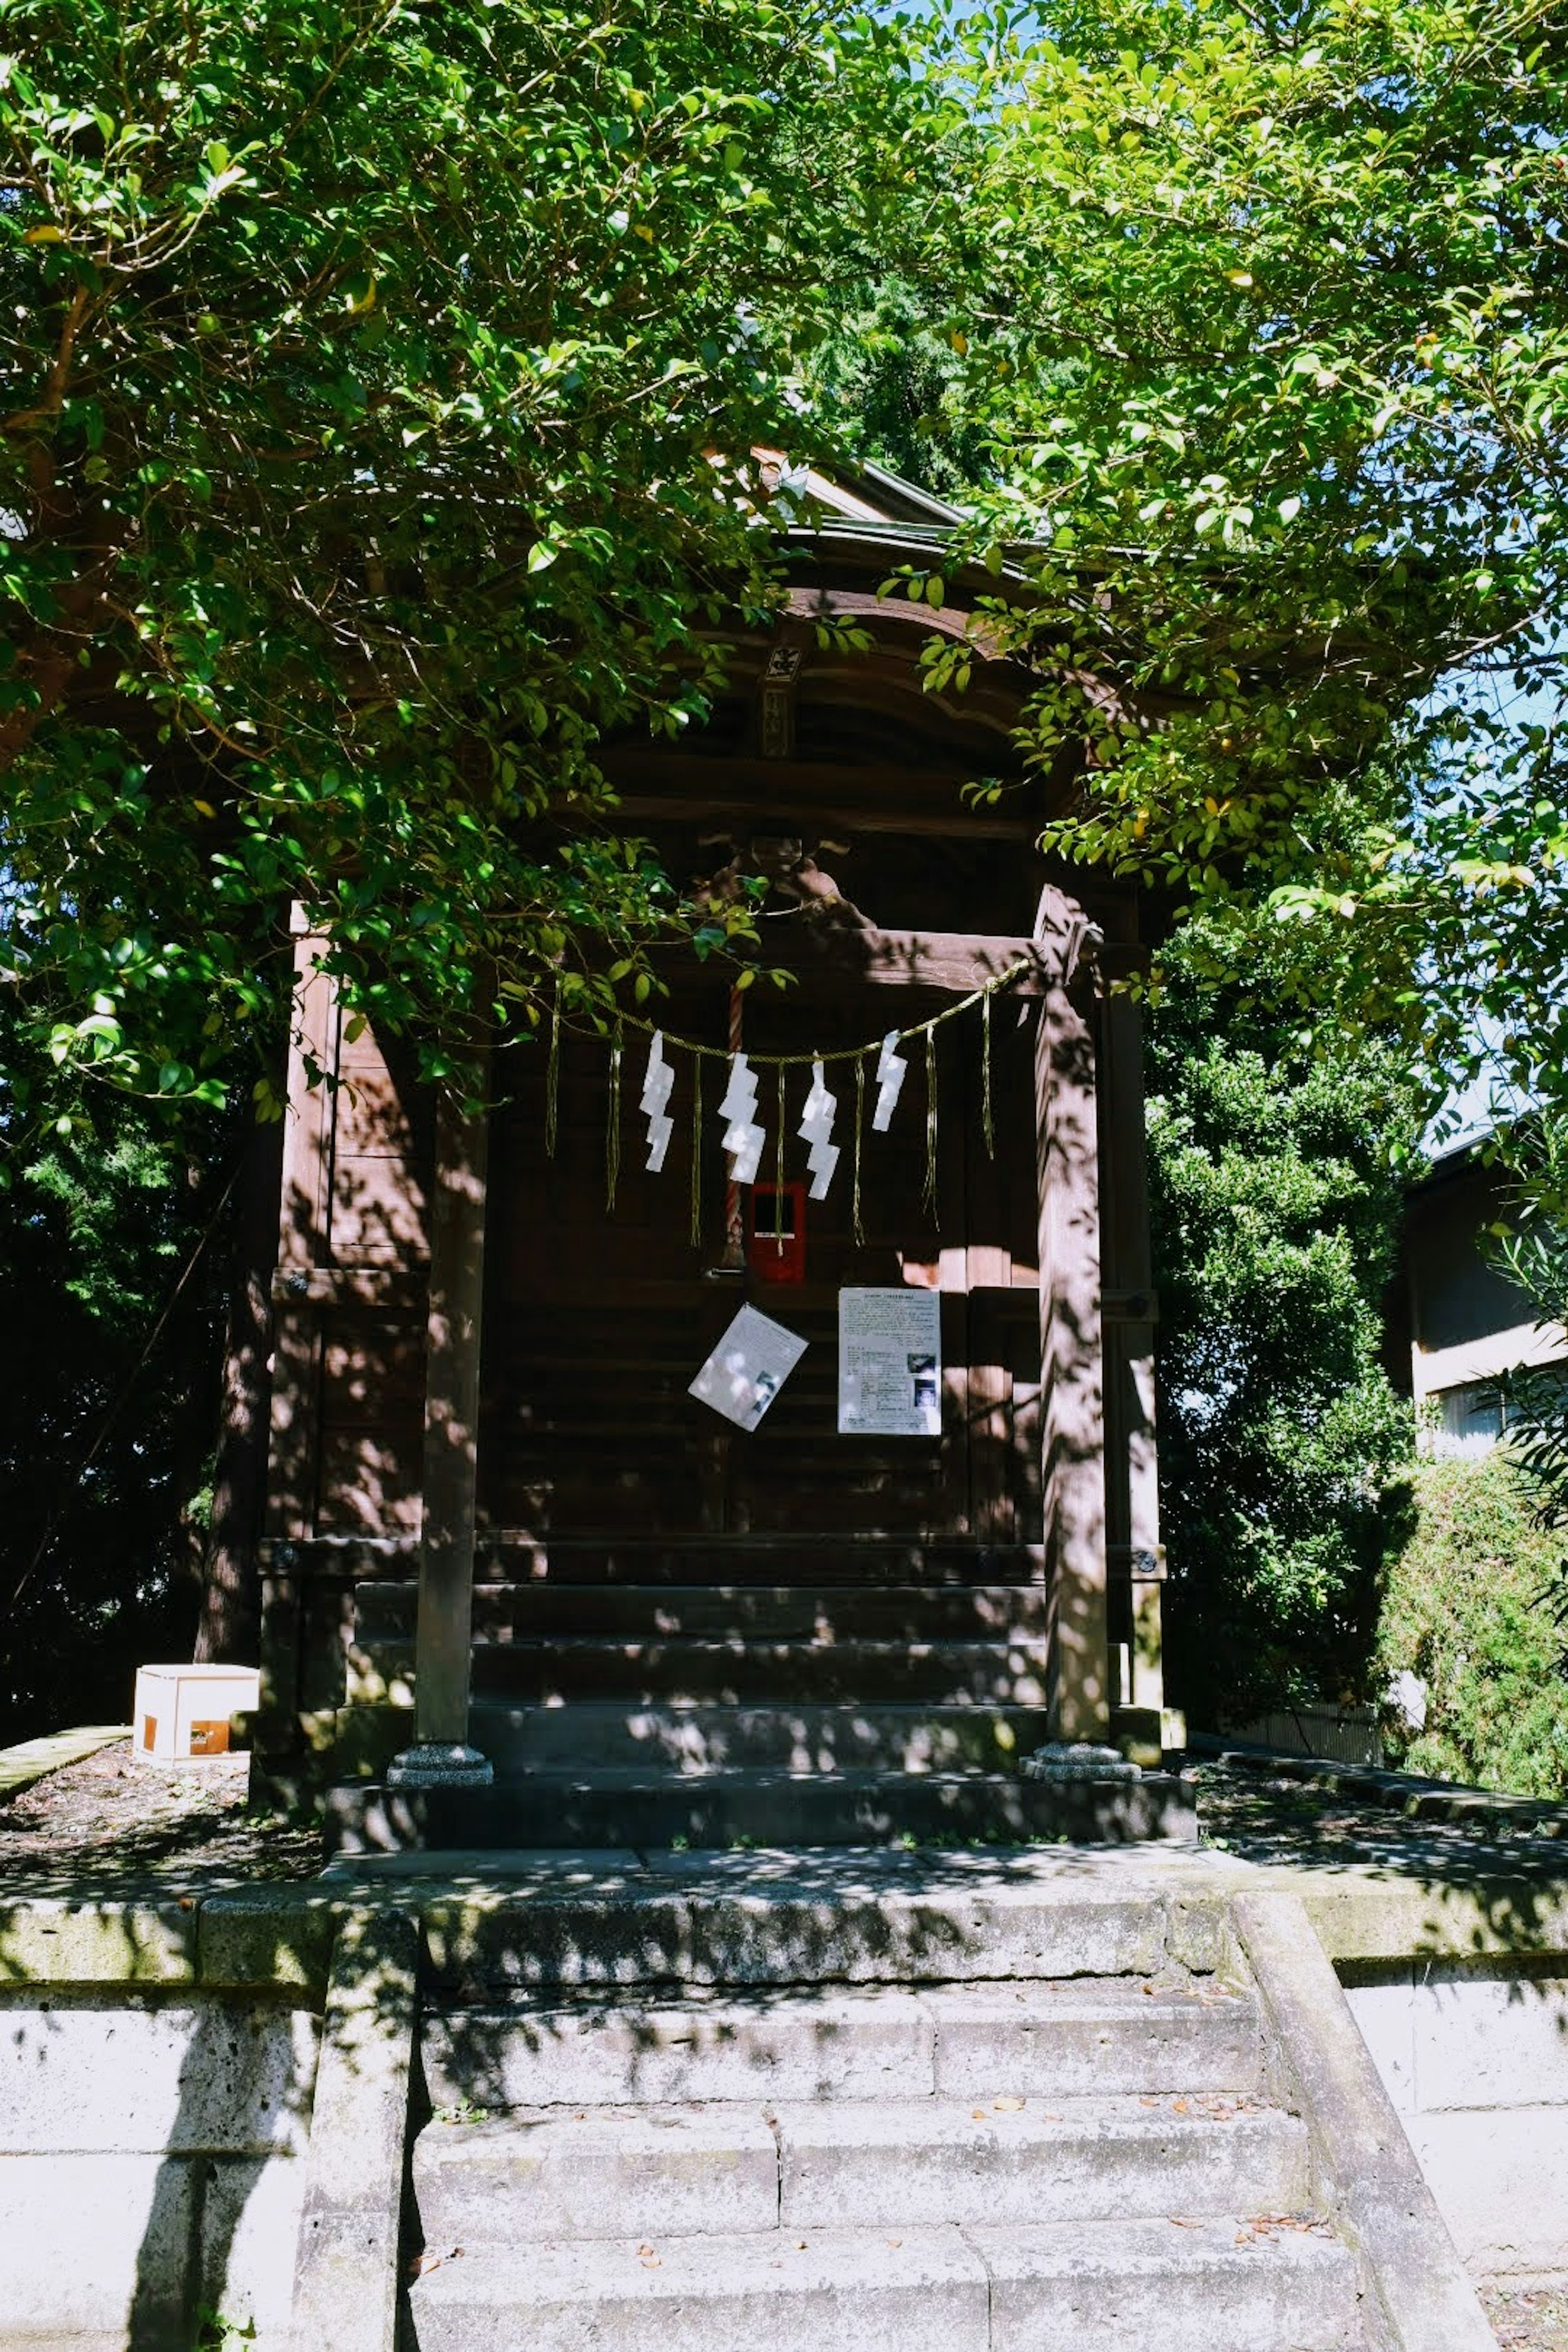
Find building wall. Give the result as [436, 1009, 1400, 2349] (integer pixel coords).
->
[1404, 1156, 1566, 1452]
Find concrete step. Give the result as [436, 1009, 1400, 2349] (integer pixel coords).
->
[354, 1580, 1053, 1644]
[420, 1979, 1264, 2110]
[330, 1764, 1196, 1853]
[352, 1635, 1056, 1706]
[412, 2094, 1308, 2243]
[974, 2215, 1365, 2351]
[376, 1867, 1199, 1993]
[403, 2216, 1365, 2352]
[773, 2093, 1309, 2230]
[468, 1699, 1053, 1772]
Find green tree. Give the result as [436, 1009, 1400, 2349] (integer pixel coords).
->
[1144, 927, 1419, 1724]
[0, 1065, 223, 1737]
[894, 0, 1568, 1109]
[0, 0, 921, 1129]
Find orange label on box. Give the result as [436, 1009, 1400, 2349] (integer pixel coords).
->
[142, 1715, 158, 1752]
[188, 1720, 229, 1755]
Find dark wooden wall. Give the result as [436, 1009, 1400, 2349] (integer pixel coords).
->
[476, 982, 1046, 1576]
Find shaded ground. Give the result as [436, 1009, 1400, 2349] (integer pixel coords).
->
[1192, 1759, 1568, 1874]
[0, 1739, 322, 1882]
[4, 1740, 1567, 1886]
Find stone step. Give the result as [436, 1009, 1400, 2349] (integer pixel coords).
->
[354, 1580, 1053, 1644]
[403, 2216, 1365, 2352]
[364, 1866, 1204, 1993]
[774, 2094, 1309, 2232]
[974, 2215, 1365, 2351]
[351, 1635, 1056, 1706]
[329, 1764, 1196, 1854]
[412, 2094, 1309, 2243]
[421, 1979, 1264, 2110]
[468, 1699, 1054, 1773]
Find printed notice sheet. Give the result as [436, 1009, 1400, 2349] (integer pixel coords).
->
[838, 1286, 942, 1437]
[688, 1305, 807, 1432]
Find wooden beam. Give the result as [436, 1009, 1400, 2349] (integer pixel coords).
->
[275, 908, 337, 1271]
[1098, 987, 1167, 1760]
[612, 786, 1038, 841]
[258, 908, 337, 1757]
[760, 927, 1083, 997]
[403, 1062, 491, 1767]
[602, 753, 1045, 831]
[1035, 981, 1111, 1744]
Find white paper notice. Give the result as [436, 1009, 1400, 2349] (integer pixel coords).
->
[688, 1306, 808, 1432]
[838, 1287, 942, 1437]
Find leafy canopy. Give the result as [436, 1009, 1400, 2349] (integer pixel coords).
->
[0, 0, 921, 1130]
[887, 0, 1568, 1106]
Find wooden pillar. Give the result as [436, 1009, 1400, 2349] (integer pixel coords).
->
[1035, 980, 1111, 1742]
[254, 910, 338, 1769]
[389, 1058, 493, 1784]
[1098, 984, 1169, 1765]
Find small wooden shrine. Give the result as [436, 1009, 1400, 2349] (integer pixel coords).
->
[250, 461, 1176, 1837]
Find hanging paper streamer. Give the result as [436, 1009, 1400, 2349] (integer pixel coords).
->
[798, 1059, 840, 1201]
[606, 1031, 623, 1210]
[853, 1056, 866, 1247]
[545, 979, 561, 1158]
[718, 1050, 764, 1187]
[872, 1031, 907, 1133]
[690, 1055, 703, 1247]
[922, 1028, 938, 1218]
[640, 1030, 675, 1173]
[775, 1062, 787, 1243]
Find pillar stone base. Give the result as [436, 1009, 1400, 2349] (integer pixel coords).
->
[1020, 1740, 1142, 1783]
[385, 1742, 494, 1790]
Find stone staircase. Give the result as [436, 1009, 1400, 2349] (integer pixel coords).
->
[395, 1891, 1366, 2351]
[332, 1576, 1193, 1849]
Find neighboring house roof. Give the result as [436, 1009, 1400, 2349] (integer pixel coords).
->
[1419, 1021, 1541, 1172]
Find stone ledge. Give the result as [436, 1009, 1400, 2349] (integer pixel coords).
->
[0, 1724, 130, 1801]
[1189, 1735, 1568, 1836]
[0, 1894, 197, 1984]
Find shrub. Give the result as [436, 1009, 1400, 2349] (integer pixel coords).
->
[1147, 975, 1418, 1728]
[1376, 1453, 1568, 1797]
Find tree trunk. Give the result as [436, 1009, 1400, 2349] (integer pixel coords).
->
[195, 1114, 284, 1664]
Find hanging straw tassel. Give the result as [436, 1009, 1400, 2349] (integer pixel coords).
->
[853, 1053, 866, 1247]
[545, 978, 561, 1157]
[922, 1027, 939, 1221]
[605, 1028, 623, 1211]
[689, 1053, 703, 1248]
[981, 986, 995, 1161]
[775, 1062, 787, 1249]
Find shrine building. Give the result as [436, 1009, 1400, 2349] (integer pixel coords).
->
[249, 461, 1189, 1846]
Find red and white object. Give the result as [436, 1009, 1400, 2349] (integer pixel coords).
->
[132, 1664, 261, 1762]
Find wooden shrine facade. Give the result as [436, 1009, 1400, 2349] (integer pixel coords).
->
[250, 466, 1172, 1792]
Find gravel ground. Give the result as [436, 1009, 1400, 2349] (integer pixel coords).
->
[3, 1741, 1568, 1886]
[1192, 1758, 1568, 1874]
[0, 1739, 323, 1884]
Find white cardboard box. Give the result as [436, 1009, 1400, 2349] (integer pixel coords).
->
[132, 1664, 261, 1763]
